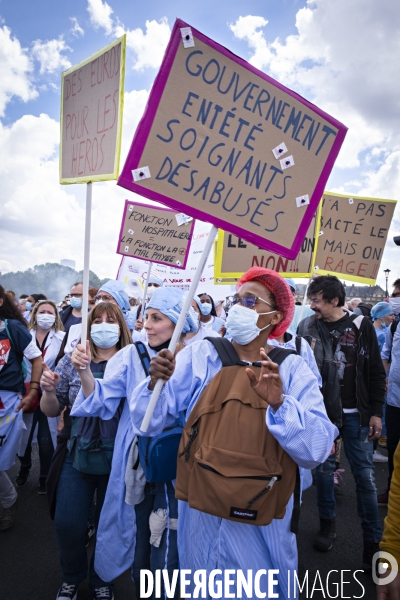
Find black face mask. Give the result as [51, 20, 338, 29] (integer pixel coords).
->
[148, 339, 171, 352]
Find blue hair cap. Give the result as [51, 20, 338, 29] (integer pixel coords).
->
[147, 288, 198, 333]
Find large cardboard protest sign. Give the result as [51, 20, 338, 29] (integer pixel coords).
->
[313, 192, 397, 284]
[60, 35, 126, 184]
[116, 201, 195, 269]
[215, 207, 319, 281]
[117, 220, 236, 299]
[118, 19, 347, 259]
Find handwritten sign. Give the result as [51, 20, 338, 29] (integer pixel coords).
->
[60, 35, 126, 184]
[117, 219, 236, 297]
[215, 208, 318, 280]
[118, 19, 346, 259]
[313, 192, 397, 283]
[116, 201, 195, 269]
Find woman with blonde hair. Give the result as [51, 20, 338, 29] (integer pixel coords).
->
[16, 299, 65, 493]
[41, 302, 132, 600]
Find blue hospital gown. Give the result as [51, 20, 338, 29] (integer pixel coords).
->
[71, 343, 156, 581]
[381, 321, 400, 409]
[130, 340, 338, 599]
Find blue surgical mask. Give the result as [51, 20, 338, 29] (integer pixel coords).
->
[70, 297, 82, 309]
[90, 323, 120, 348]
[199, 302, 212, 316]
[225, 303, 276, 345]
[25, 301, 32, 311]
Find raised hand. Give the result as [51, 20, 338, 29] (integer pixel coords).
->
[72, 341, 91, 370]
[40, 362, 60, 393]
[148, 349, 175, 390]
[246, 348, 284, 411]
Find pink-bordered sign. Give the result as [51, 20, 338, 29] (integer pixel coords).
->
[118, 18, 347, 260]
[116, 200, 195, 269]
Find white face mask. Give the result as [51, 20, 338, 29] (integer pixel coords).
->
[389, 297, 400, 315]
[225, 303, 276, 345]
[36, 314, 56, 330]
[147, 285, 157, 298]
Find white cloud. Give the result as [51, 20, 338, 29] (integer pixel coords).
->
[230, 1, 400, 169]
[70, 17, 84, 37]
[230, 16, 274, 69]
[0, 25, 37, 118]
[115, 17, 171, 70]
[85, 0, 170, 71]
[87, 0, 114, 35]
[31, 37, 72, 75]
[0, 260, 12, 274]
[0, 89, 150, 279]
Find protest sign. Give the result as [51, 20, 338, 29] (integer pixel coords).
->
[215, 208, 318, 281]
[117, 201, 195, 269]
[60, 35, 126, 184]
[313, 192, 397, 284]
[118, 18, 347, 259]
[117, 220, 235, 299]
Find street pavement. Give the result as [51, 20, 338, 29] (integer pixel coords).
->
[0, 445, 389, 600]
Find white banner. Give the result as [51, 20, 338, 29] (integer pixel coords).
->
[116, 220, 236, 301]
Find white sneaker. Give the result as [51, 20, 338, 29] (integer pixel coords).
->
[373, 450, 388, 463]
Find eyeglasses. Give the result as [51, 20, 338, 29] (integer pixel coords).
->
[95, 294, 114, 302]
[70, 293, 83, 298]
[227, 294, 275, 309]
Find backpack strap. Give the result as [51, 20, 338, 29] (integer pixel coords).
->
[295, 335, 302, 356]
[205, 337, 244, 367]
[135, 341, 151, 376]
[391, 319, 399, 336]
[290, 467, 301, 535]
[206, 337, 297, 367]
[267, 347, 297, 365]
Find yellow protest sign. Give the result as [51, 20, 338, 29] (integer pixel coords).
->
[214, 207, 319, 281]
[312, 192, 397, 283]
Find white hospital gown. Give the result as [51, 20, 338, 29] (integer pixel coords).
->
[130, 340, 337, 599]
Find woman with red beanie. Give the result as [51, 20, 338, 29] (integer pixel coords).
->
[130, 267, 337, 598]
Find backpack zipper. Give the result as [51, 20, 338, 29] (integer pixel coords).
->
[198, 463, 281, 482]
[179, 425, 198, 462]
[247, 476, 279, 509]
[197, 464, 281, 509]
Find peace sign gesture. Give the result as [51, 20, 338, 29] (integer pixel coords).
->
[246, 348, 284, 411]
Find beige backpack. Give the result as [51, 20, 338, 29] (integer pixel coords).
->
[176, 337, 300, 528]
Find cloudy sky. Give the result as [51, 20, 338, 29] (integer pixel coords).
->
[1, 0, 399, 288]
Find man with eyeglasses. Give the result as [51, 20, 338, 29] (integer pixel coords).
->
[378, 278, 400, 506]
[297, 275, 385, 571]
[59, 282, 85, 336]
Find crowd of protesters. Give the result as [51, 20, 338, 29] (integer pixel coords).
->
[1, 270, 400, 600]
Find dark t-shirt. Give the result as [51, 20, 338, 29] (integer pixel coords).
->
[323, 315, 358, 409]
[0, 319, 32, 393]
[63, 313, 82, 336]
